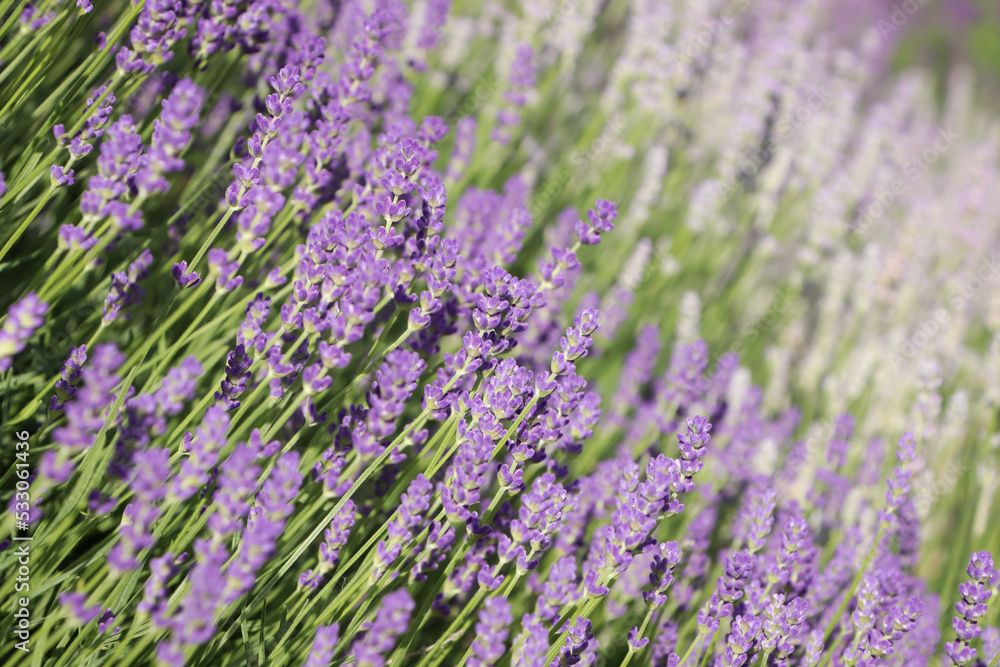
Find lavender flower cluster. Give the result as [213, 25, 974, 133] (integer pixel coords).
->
[0, 1, 998, 666]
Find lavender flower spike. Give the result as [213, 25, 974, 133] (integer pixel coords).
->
[469, 597, 513, 667]
[172, 261, 202, 288]
[945, 551, 997, 665]
[304, 624, 340, 667]
[349, 589, 414, 666]
[0, 293, 49, 373]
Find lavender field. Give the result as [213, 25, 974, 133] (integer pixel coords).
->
[0, 0, 998, 665]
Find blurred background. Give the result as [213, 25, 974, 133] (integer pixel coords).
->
[840, 0, 1000, 95]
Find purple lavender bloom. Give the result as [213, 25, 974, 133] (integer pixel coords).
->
[222, 66, 305, 215]
[157, 538, 228, 663]
[78, 115, 144, 231]
[107, 355, 202, 480]
[47, 344, 124, 482]
[19, 4, 55, 30]
[59, 592, 102, 625]
[804, 629, 824, 666]
[676, 415, 711, 481]
[697, 550, 755, 634]
[602, 417, 711, 582]
[765, 508, 816, 595]
[223, 451, 303, 603]
[50, 165, 75, 186]
[58, 225, 98, 251]
[215, 344, 252, 410]
[110, 446, 171, 573]
[304, 624, 340, 667]
[236, 187, 285, 256]
[627, 625, 650, 652]
[575, 198, 617, 246]
[880, 432, 918, 527]
[50, 345, 87, 412]
[189, 0, 271, 66]
[412, 0, 450, 58]
[842, 574, 880, 664]
[555, 616, 595, 667]
[441, 425, 494, 527]
[535, 556, 579, 624]
[156, 358, 203, 414]
[209, 430, 269, 538]
[97, 609, 120, 634]
[300, 500, 357, 589]
[207, 248, 244, 293]
[53, 85, 115, 177]
[493, 44, 536, 145]
[136, 79, 206, 196]
[374, 475, 433, 580]
[651, 618, 679, 667]
[548, 308, 600, 382]
[644, 540, 682, 608]
[512, 613, 549, 666]
[120, 0, 187, 76]
[349, 589, 414, 666]
[866, 596, 923, 662]
[446, 538, 496, 607]
[238, 293, 271, 353]
[88, 489, 117, 514]
[742, 487, 777, 554]
[409, 519, 456, 582]
[172, 261, 202, 288]
[723, 613, 762, 667]
[945, 551, 997, 665]
[470, 597, 513, 667]
[139, 552, 179, 622]
[0, 293, 49, 373]
[172, 405, 229, 501]
[506, 472, 568, 573]
[354, 349, 426, 462]
[757, 594, 807, 662]
[611, 325, 661, 424]
[604, 493, 657, 577]
[103, 249, 153, 325]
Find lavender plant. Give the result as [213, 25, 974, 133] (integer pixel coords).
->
[0, 1, 998, 666]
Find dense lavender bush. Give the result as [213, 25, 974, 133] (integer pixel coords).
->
[0, 0, 997, 666]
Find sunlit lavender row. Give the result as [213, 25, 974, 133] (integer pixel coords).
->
[0, 0, 997, 666]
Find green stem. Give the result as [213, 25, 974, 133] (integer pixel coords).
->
[543, 596, 603, 666]
[36, 286, 180, 549]
[416, 588, 488, 667]
[677, 632, 706, 667]
[698, 633, 718, 667]
[0, 185, 54, 263]
[816, 525, 887, 667]
[617, 607, 655, 667]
